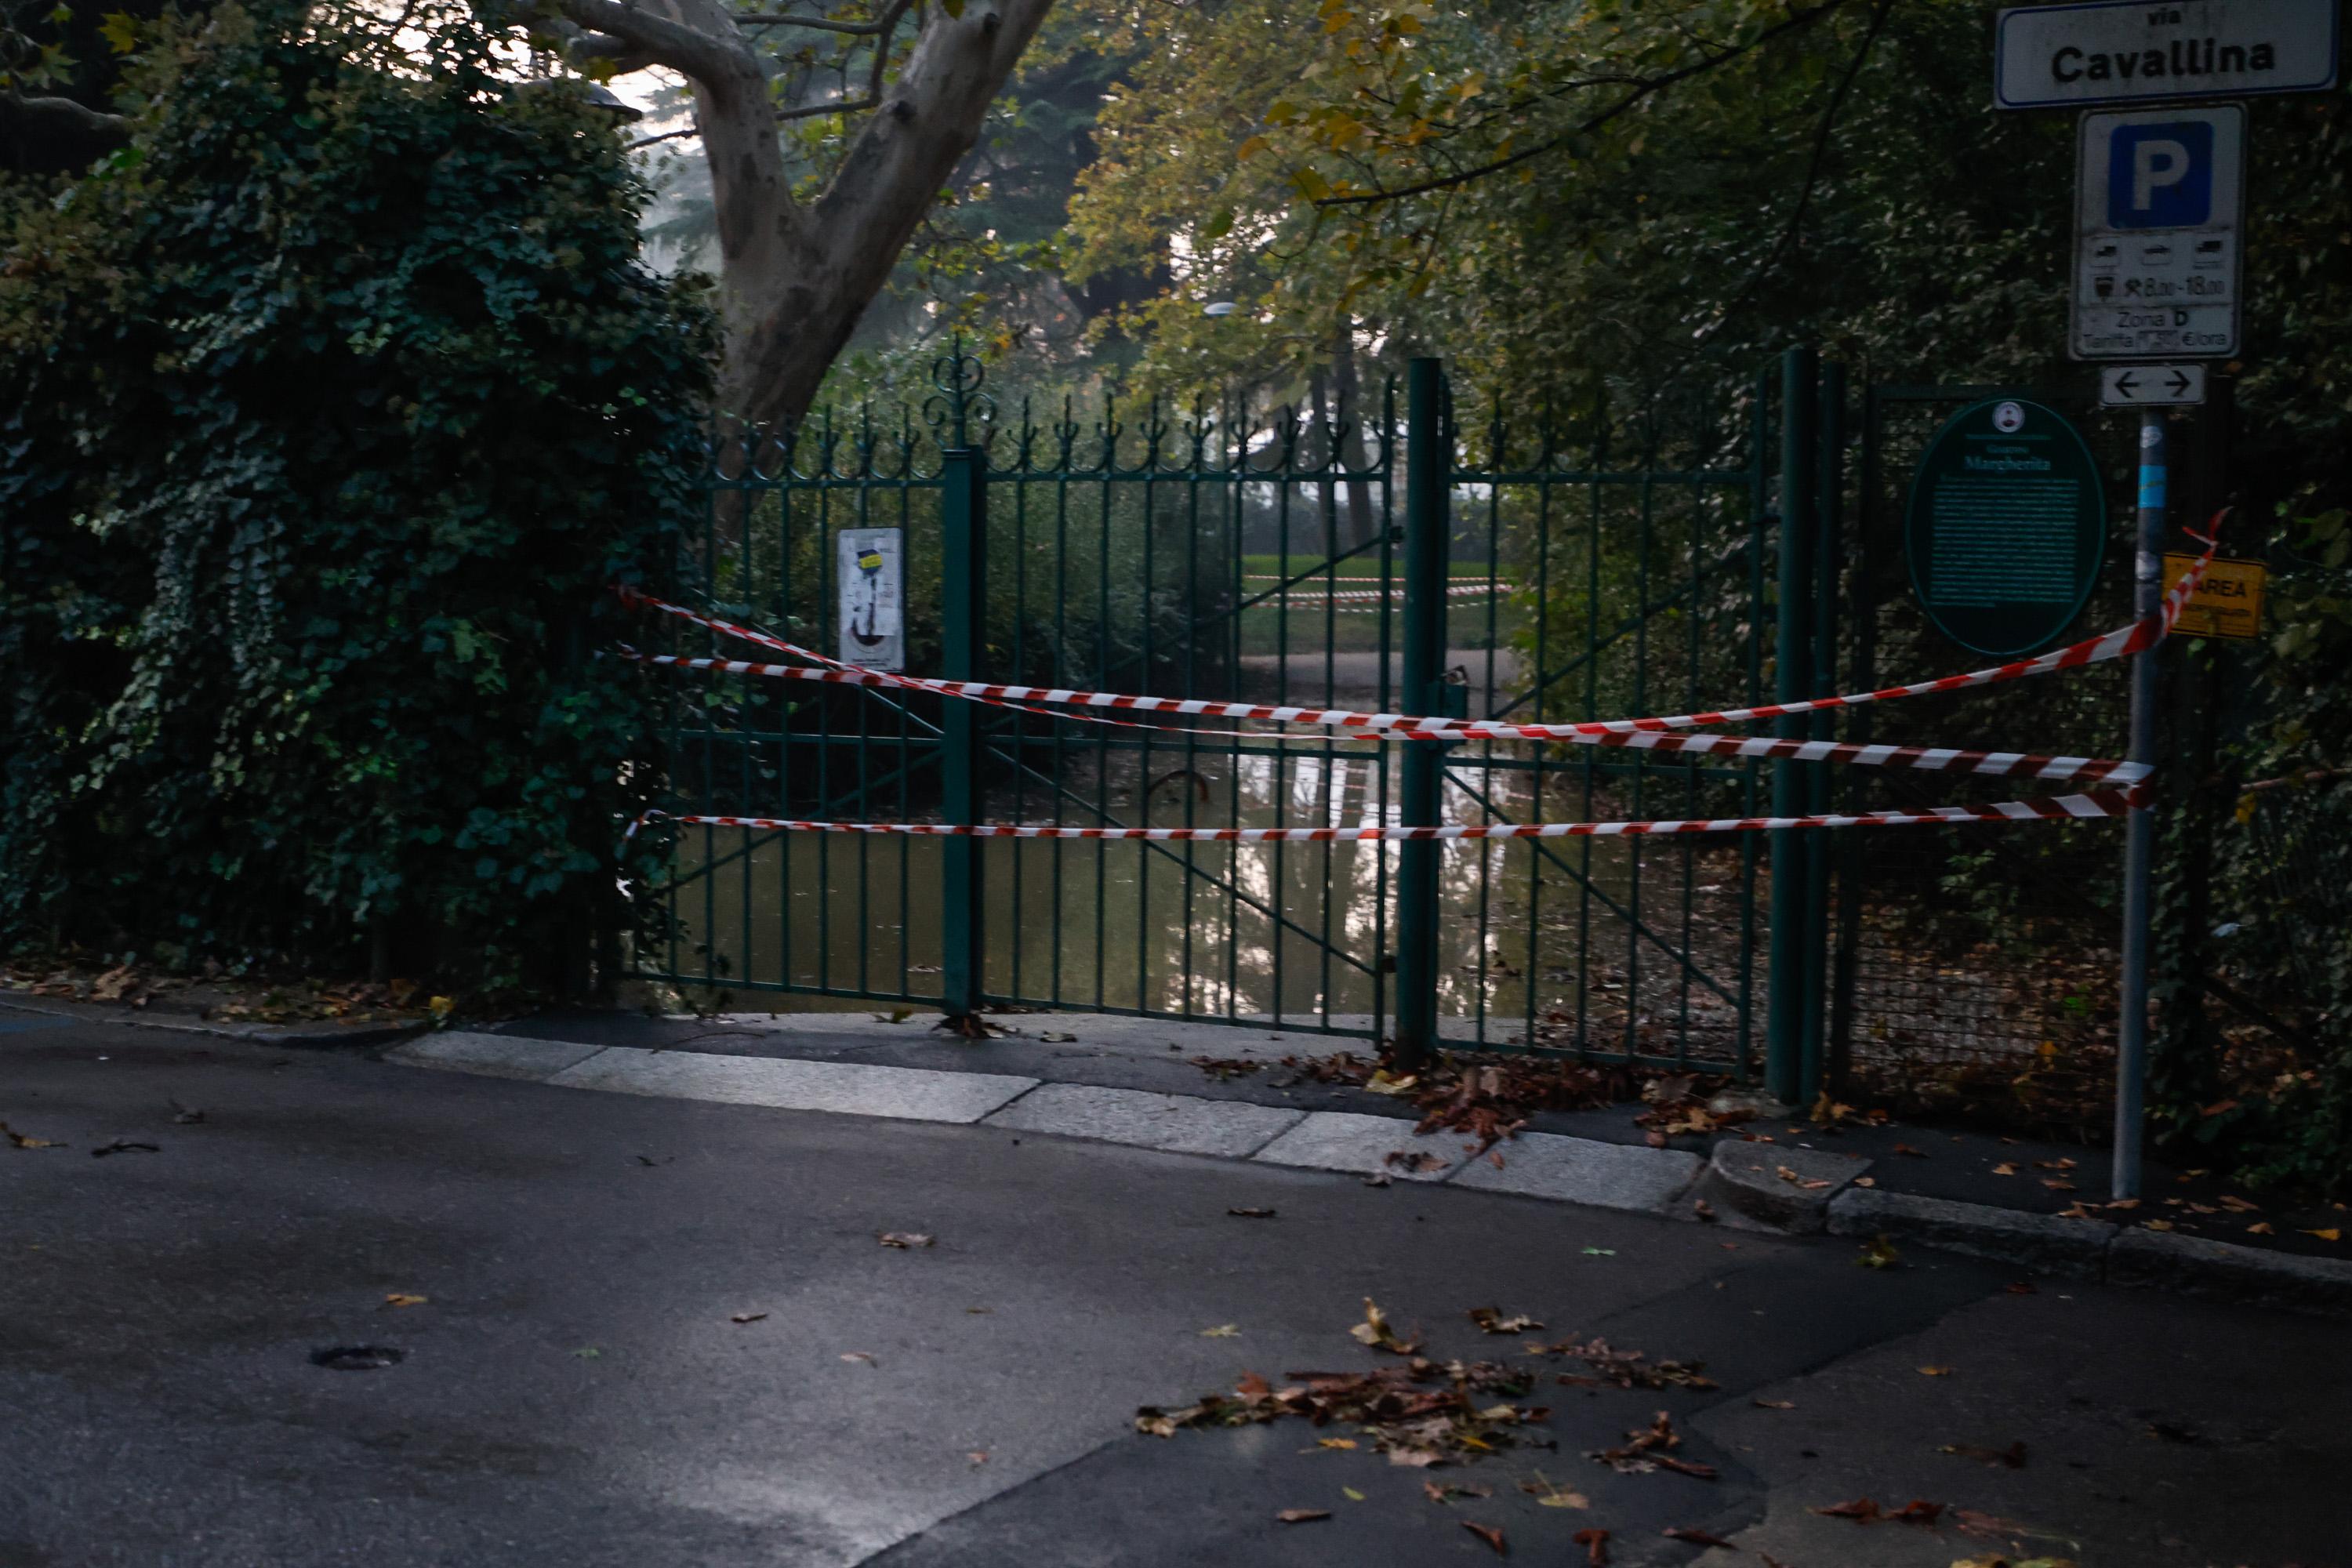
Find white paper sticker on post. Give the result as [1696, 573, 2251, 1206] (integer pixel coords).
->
[838, 527, 906, 671]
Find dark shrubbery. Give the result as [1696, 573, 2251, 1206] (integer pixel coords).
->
[0, 0, 713, 993]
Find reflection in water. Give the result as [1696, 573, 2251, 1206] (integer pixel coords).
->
[667, 744, 1757, 1063]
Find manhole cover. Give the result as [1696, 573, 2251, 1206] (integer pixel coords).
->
[310, 1345, 405, 1370]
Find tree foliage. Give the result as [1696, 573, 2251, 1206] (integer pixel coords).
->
[1062, 0, 2352, 1182]
[0, 0, 713, 993]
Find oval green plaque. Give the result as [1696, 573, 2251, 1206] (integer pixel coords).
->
[1904, 397, 2106, 658]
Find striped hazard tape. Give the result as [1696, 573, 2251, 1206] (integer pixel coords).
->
[616, 519, 2220, 845]
[615, 649, 2148, 786]
[626, 786, 2146, 843]
[616, 525, 2216, 750]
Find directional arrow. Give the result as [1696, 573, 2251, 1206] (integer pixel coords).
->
[2100, 364, 2207, 408]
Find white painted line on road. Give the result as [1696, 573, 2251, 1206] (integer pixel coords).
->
[982, 1083, 1304, 1157]
[543, 1046, 1037, 1125]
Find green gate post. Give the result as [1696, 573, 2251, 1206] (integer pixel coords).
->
[1392, 357, 1447, 1069]
[940, 447, 988, 1021]
[1766, 347, 1818, 1105]
[1798, 360, 1845, 1107]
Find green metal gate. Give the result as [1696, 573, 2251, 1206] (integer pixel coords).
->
[641, 348, 1825, 1079]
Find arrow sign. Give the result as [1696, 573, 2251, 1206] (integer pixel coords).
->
[2100, 363, 2208, 407]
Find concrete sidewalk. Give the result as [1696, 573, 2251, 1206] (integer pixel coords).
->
[4, 1007, 2346, 1567]
[436, 1007, 2352, 1314]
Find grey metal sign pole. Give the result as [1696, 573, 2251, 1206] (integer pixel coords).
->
[2113, 409, 2167, 1200]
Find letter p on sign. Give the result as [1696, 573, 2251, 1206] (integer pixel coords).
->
[2109, 122, 2212, 227]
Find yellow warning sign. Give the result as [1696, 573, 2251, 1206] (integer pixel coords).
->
[2164, 553, 2267, 641]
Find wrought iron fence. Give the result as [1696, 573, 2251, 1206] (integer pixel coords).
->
[639, 349, 1787, 1076]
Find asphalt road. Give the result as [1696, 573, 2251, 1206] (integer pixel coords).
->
[0, 1009, 2339, 1568]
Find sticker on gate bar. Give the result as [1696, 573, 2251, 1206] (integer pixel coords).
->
[837, 528, 906, 671]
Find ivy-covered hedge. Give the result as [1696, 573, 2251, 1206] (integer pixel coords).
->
[0, 0, 713, 993]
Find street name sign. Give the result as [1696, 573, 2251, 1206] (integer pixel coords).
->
[2071, 103, 2242, 361]
[1905, 399, 2108, 658]
[2100, 362, 2209, 404]
[2161, 551, 2267, 637]
[1996, 0, 2340, 109]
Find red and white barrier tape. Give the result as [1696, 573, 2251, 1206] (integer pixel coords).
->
[615, 650, 2149, 786]
[615, 527, 2216, 748]
[625, 786, 2146, 843]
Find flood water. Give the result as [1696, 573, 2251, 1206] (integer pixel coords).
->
[659, 722, 1761, 1063]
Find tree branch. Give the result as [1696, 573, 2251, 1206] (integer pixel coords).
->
[1685, 0, 1892, 353]
[778, 93, 874, 119]
[0, 89, 132, 174]
[735, 10, 891, 32]
[1314, 0, 1854, 208]
[864, 0, 913, 100]
[1743, 0, 1892, 287]
[557, 0, 750, 86]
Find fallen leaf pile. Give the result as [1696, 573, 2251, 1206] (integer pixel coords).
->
[1135, 1359, 1552, 1468]
[1214, 1051, 1642, 1153]
[1630, 1071, 1754, 1144]
[1588, 1411, 1716, 1479]
[2, 960, 439, 1025]
[1467, 1306, 1543, 1336]
[1526, 1335, 1719, 1392]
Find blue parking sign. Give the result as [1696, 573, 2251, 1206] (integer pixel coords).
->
[2107, 121, 2214, 229]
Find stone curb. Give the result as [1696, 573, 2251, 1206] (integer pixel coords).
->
[1827, 1183, 2352, 1317]
[2107, 1227, 2352, 1315]
[377, 1032, 2352, 1316]
[0, 996, 428, 1050]
[1690, 1140, 1871, 1233]
[1827, 1187, 2116, 1279]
